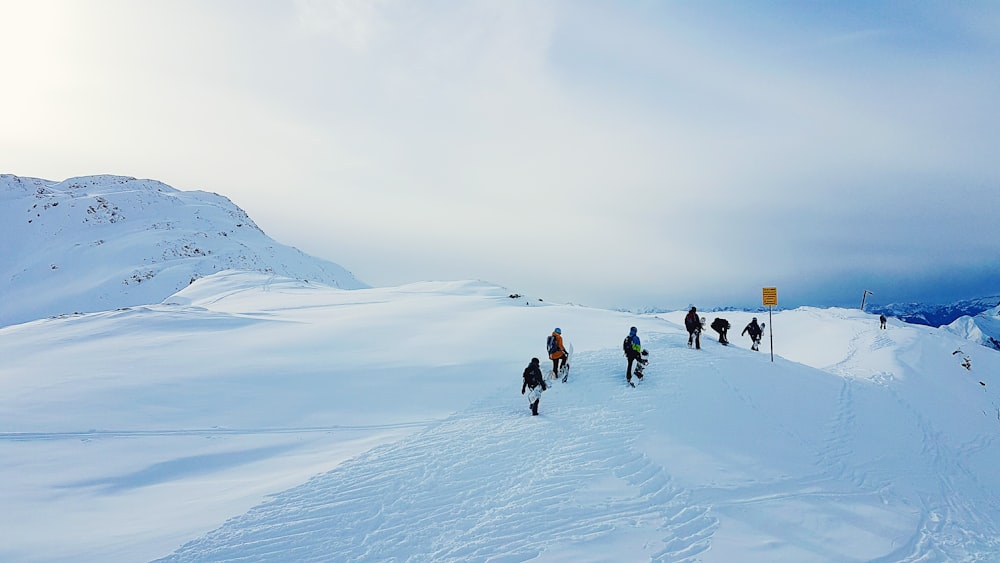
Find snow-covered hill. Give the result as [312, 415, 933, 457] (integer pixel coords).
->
[2, 271, 999, 561]
[944, 305, 1000, 351]
[0, 174, 366, 327]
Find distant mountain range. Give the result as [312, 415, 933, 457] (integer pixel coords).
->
[866, 296, 1000, 328]
[864, 298, 1000, 352]
[631, 299, 1000, 352]
[633, 298, 1000, 329]
[0, 174, 366, 327]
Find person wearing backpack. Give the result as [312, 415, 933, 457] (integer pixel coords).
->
[623, 326, 644, 387]
[546, 328, 567, 380]
[521, 357, 548, 416]
[741, 317, 764, 350]
[684, 306, 702, 349]
[710, 317, 731, 344]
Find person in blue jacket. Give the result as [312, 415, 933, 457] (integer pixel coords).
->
[623, 326, 645, 387]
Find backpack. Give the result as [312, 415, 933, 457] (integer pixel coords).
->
[547, 335, 559, 355]
[685, 312, 698, 330]
[623, 335, 633, 355]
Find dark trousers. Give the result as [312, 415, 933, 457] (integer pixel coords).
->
[688, 330, 701, 349]
[551, 354, 566, 375]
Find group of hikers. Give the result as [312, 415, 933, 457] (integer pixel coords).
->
[521, 312, 768, 415]
[683, 306, 764, 350]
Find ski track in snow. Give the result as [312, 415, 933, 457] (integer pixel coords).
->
[871, 386, 1000, 562]
[157, 347, 719, 562]
[811, 325, 1000, 562]
[815, 327, 1000, 561]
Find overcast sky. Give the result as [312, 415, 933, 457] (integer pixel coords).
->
[3, 0, 999, 310]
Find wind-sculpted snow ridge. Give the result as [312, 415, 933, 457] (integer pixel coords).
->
[0, 174, 366, 326]
[944, 305, 1000, 351]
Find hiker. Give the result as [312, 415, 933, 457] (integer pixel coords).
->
[684, 307, 701, 349]
[742, 317, 763, 351]
[521, 357, 548, 416]
[880, 314, 887, 329]
[546, 328, 568, 379]
[623, 326, 645, 387]
[710, 317, 731, 344]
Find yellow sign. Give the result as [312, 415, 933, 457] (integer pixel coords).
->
[762, 287, 778, 307]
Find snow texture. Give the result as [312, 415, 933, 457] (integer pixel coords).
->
[2, 272, 1000, 562]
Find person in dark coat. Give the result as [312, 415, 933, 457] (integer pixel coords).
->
[880, 314, 887, 329]
[710, 317, 731, 344]
[742, 317, 763, 351]
[684, 306, 701, 349]
[521, 357, 548, 415]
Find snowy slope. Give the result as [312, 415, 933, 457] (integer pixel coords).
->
[2, 272, 999, 562]
[0, 174, 366, 327]
[943, 305, 1000, 351]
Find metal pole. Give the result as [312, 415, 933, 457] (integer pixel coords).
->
[769, 306, 774, 362]
[861, 289, 873, 311]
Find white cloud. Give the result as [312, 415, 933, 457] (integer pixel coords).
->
[2, 0, 999, 308]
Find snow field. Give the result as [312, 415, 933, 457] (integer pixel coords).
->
[2, 272, 999, 561]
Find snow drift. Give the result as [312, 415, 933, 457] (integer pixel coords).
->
[944, 305, 1000, 351]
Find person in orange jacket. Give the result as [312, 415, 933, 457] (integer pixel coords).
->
[546, 327, 567, 379]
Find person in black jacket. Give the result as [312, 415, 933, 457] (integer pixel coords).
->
[684, 307, 701, 349]
[710, 317, 731, 344]
[521, 357, 548, 416]
[742, 317, 763, 351]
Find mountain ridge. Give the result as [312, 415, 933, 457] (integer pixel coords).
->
[0, 174, 367, 327]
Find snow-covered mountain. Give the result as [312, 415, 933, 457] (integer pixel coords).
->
[943, 305, 1000, 351]
[0, 174, 366, 327]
